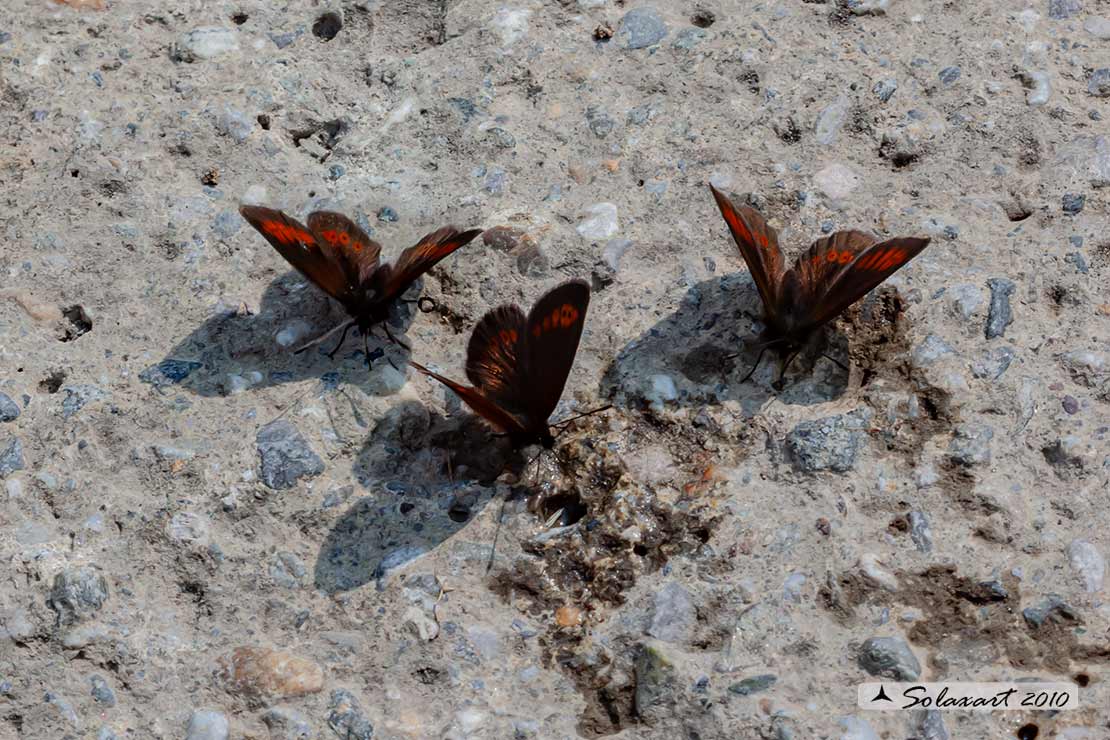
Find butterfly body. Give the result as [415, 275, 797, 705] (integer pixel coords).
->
[709, 185, 930, 382]
[239, 205, 481, 356]
[411, 280, 591, 450]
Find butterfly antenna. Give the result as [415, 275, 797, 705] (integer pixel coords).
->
[552, 404, 613, 432]
[292, 317, 356, 356]
[485, 493, 508, 574]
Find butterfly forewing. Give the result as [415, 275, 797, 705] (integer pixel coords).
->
[306, 211, 382, 286]
[523, 280, 590, 423]
[377, 226, 483, 303]
[465, 305, 530, 414]
[801, 236, 931, 331]
[239, 205, 351, 300]
[710, 185, 785, 316]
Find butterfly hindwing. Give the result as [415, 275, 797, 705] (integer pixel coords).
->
[523, 280, 590, 424]
[465, 305, 530, 414]
[800, 236, 931, 331]
[377, 226, 483, 303]
[710, 185, 785, 317]
[239, 205, 351, 300]
[410, 361, 527, 435]
[306, 211, 382, 286]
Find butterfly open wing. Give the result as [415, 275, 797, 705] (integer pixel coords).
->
[240, 205, 352, 301]
[522, 280, 590, 424]
[306, 211, 382, 286]
[709, 185, 785, 316]
[791, 235, 931, 332]
[410, 361, 528, 436]
[375, 226, 483, 303]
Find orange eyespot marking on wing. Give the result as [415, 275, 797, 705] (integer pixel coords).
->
[338, 232, 351, 246]
[838, 251, 853, 264]
[826, 250, 840, 263]
[558, 304, 580, 327]
[542, 315, 553, 332]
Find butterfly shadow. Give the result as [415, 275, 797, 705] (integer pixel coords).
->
[600, 272, 851, 417]
[312, 400, 513, 594]
[140, 271, 418, 398]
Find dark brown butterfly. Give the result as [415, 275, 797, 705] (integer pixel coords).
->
[411, 280, 591, 449]
[239, 205, 482, 359]
[710, 184, 930, 384]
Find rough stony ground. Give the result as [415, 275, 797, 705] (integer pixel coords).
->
[2, 0, 1110, 738]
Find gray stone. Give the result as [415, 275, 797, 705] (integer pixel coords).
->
[938, 66, 961, 85]
[485, 127, 516, 148]
[970, 347, 1014, 380]
[1022, 595, 1079, 628]
[602, 238, 633, 271]
[1062, 193, 1086, 215]
[186, 710, 229, 740]
[1049, 0, 1082, 18]
[377, 206, 398, 222]
[949, 283, 982, 320]
[216, 105, 253, 143]
[484, 168, 507, 195]
[270, 552, 307, 588]
[139, 358, 202, 387]
[815, 95, 850, 146]
[0, 392, 19, 422]
[913, 710, 949, 740]
[947, 423, 993, 466]
[263, 707, 313, 739]
[908, 511, 932, 553]
[271, 30, 302, 49]
[848, 0, 891, 15]
[1085, 16, 1110, 39]
[89, 675, 116, 707]
[911, 335, 954, 367]
[1067, 539, 1105, 593]
[858, 636, 921, 680]
[256, 420, 324, 490]
[634, 643, 678, 719]
[48, 566, 109, 626]
[648, 582, 696, 643]
[785, 412, 866, 473]
[873, 78, 897, 102]
[1019, 69, 1052, 106]
[1088, 69, 1110, 97]
[672, 27, 707, 50]
[586, 106, 614, 138]
[0, 437, 24, 478]
[62, 385, 105, 418]
[327, 689, 374, 740]
[728, 674, 777, 696]
[617, 8, 668, 49]
[985, 278, 1014, 339]
[177, 27, 239, 61]
[627, 103, 657, 126]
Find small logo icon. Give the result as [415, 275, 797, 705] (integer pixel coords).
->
[871, 685, 893, 703]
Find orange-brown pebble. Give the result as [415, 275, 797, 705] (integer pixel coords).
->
[215, 646, 324, 701]
[555, 605, 583, 627]
[602, 159, 620, 172]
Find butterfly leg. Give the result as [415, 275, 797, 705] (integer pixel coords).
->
[292, 317, 356, 357]
[738, 346, 768, 383]
[819, 352, 850, 374]
[381, 322, 412, 352]
[551, 404, 613, 433]
[772, 351, 801, 390]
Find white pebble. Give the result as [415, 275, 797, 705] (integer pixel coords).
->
[646, 374, 677, 411]
[492, 7, 531, 48]
[576, 203, 620, 240]
[814, 163, 861, 202]
[859, 554, 899, 591]
[1068, 540, 1105, 593]
[182, 28, 239, 60]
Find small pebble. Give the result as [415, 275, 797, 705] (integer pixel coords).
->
[586, 106, 614, 138]
[1049, 0, 1082, 19]
[576, 203, 619, 240]
[908, 511, 933, 553]
[815, 95, 850, 146]
[728, 674, 777, 696]
[785, 412, 866, 473]
[186, 710, 229, 740]
[327, 689, 375, 740]
[858, 636, 921, 680]
[256, 420, 324, 490]
[178, 27, 239, 61]
[648, 582, 696, 643]
[947, 423, 993, 466]
[1085, 16, 1110, 39]
[1022, 596, 1079, 628]
[215, 647, 324, 700]
[89, 675, 116, 707]
[984, 278, 1014, 339]
[1089, 69, 1110, 97]
[0, 393, 19, 422]
[1062, 193, 1086, 215]
[873, 78, 897, 102]
[938, 66, 961, 85]
[377, 206, 398, 222]
[1067, 540, 1105, 592]
[617, 7, 668, 49]
[47, 565, 109, 626]
[0, 437, 25, 478]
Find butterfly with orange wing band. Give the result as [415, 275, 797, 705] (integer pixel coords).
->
[709, 184, 930, 386]
[411, 280, 593, 449]
[240, 205, 481, 362]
